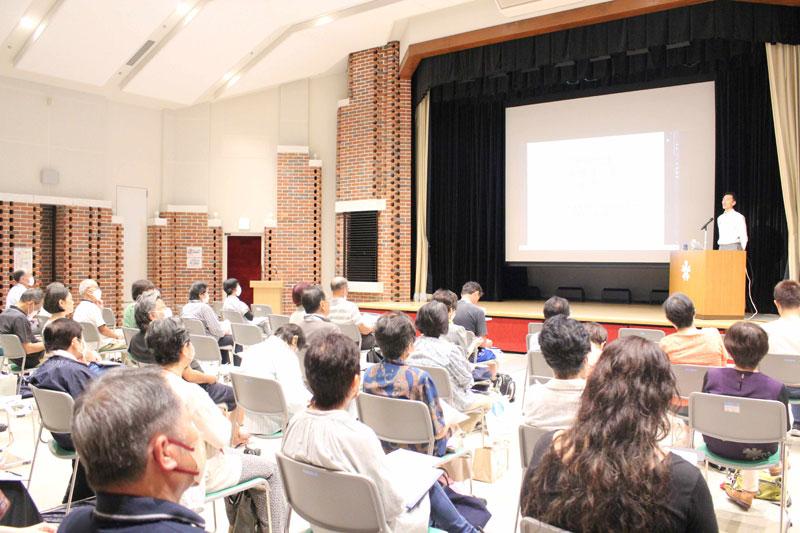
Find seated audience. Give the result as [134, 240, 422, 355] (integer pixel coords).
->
[29, 318, 95, 503]
[453, 281, 493, 348]
[146, 318, 286, 530]
[583, 321, 607, 374]
[58, 367, 207, 532]
[363, 312, 451, 456]
[5, 270, 35, 310]
[528, 296, 570, 352]
[761, 280, 800, 432]
[409, 301, 492, 432]
[298, 285, 339, 344]
[0, 289, 45, 369]
[329, 277, 375, 349]
[521, 336, 717, 532]
[239, 324, 310, 435]
[702, 321, 789, 510]
[122, 279, 156, 329]
[523, 315, 589, 430]
[42, 283, 74, 329]
[282, 331, 479, 532]
[289, 282, 311, 325]
[659, 292, 727, 366]
[181, 281, 235, 364]
[72, 279, 122, 341]
[222, 278, 270, 333]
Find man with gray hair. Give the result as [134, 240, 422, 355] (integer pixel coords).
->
[72, 279, 122, 341]
[329, 276, 375, 349]
[4, 269, 35, 310]
[0, 288, 45, 368]
[58, 366, 206, 532]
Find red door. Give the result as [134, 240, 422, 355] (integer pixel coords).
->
[226, 236, 262, 306]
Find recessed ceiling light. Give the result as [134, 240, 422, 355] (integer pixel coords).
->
[314, 15, 334, 27]
[176, 1, 191, 16]
[32, 22, 47, 41]
[227, 74, 241, 88]
[183, 6, 200, 25]
[222, 71, 234, 82]
[19, 16, 37, 30]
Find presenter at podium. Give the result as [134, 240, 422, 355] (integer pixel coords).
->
[717, 192, 748, 251]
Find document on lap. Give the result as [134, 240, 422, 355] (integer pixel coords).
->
[385, 449, 445, 510]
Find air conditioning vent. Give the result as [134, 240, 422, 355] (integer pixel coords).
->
[126, 40, 156, 66]
[494, 0, 612, 18]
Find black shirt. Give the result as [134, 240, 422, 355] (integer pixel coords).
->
[521, 431, 718, 533]
[127, 332, 155, 365]
[0, 306, 36, 345]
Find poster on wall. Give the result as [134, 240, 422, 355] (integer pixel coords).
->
[13, 247, 33, 273]
[186, 246, 203, 269]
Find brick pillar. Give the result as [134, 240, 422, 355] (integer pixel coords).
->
[100, 214, 125, 320]
[147, 218, 175, 308]
[0, 201, 43, 304]
[263, 150, 323, 312]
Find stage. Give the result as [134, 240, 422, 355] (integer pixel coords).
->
[359, 300, 769, 354]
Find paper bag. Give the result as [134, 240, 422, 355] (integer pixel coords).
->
[472, 442, 509, 483]
[439, 454, 472, 482]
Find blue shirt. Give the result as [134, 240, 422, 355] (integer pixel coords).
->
[58, 492, 205, 532]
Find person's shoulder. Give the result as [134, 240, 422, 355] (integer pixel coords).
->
[668, 452, 704, 486]
[57, 505, 94, 531]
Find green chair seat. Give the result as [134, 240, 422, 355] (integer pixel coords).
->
[48, 439, 78, 460]
[8, 363, 21, 373]
[205, 477, 267, 502]
[696, 443, 780, 470]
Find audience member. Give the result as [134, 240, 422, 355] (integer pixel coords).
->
[146, 318, 286, 530]
[29, 319, 95, 503]
[121, 279, 156, 329]
[0, 289, 45, 369]
[282, 331, 479, 532]
[223, 278, 270, 333]
[363, 312, 452, 456]
[762, 280, 800, 432]
[57, 367, 207, 532]
[521, 336, 717, 532]
[288, 282, 311, 325]
[453, 281, 493, 348]
[409, 301, 492, 432]
[702, 321, 789, 510]
[5, 270, 34, 310]
[328, 276, 375, 349]
[298, 285, 338, 344]
[583, 322, 607, 374]
[239, 324, 310, 435]
[528, 296, 570, 352]
[42, 283, 74, 329]
[72, 279, 122, 341]
[181, 281, 235, 364]
[659, 293, 727, 366]
[523, 316, 589, 430]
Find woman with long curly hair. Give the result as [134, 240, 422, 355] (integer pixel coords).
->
[520, 336, 718, 532]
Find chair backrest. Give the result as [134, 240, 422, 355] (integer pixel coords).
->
[528, 322, 543, 335]
[229, 371, 289, 430]
[759, 353, 800, 386]
[223, 309, 246, 325]
[181, 317, 206, 336]
[525, 333, 537, 352]
[189, 334, 222, 364]
[231, 323, 263, 348]
[252, 304, 272, 318]
[79, 321, 101, 343]
[210, 301, 223, 317]
[268, 314, 290, 331]
[618, 327, 665, 342]
[412, 364, 452, 401]
[689, 392, 788, 444]
[528, 350, 553, 382]
[102, 307, 115, 328]
[520, 516, 572, 533]
[276, 451, 389, 533]
[29, 385, 74, 434]
[671, 363, 708, 400]
[336, 322, 362, 350]
[356, 393, 434, 455]
[518, 423, 550, 469]
[121, 327, 138, 347]
[0, 334, 26, 359]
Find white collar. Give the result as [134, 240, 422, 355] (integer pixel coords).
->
[51, 349, 78, 361]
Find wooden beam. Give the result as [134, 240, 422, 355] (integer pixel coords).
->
[400, 0, 710, 79]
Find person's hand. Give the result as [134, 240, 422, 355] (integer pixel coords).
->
[482, 338, 493, 348]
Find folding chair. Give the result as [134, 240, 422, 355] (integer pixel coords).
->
[181, 317, 206, 336]
[356, 393, 473, 492]
[671, 363, 708, 420]
[223, 309, 246, 325]
[101, 307, 115, 328]
[520, 516, 571, 533]
[515, 424, 551, 532]
[189, 334, 223, 375]
[229, 371, 288, 438]
[0, 334, 30, 392]
[28, 386, 80, 513]
[525, 333, 538, 353]
[231, 323, 264, 350]
[618, 327, 665, 342]
[205, 477, 269, 531]
[527, 322, 543, 335]
[252, 304, 272, 318]
[268, 314, 290, 332]
[689, 392, 789, 532]
[521, 350, 553, 407]
[336, 322, 362, 350]
[121, 327, 138, 347]
[759, 354, 800, 404]
[210, 301, 223, 318]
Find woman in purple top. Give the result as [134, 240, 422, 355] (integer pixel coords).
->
[702, 321, 789, 510]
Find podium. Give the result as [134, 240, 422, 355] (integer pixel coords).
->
[668, 251, 746, 319]
[250, 280, 284, 315]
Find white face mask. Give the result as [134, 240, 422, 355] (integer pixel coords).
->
[235, 285, 242, 297]
[28, 276, 35, 286]
[163, 307, 173, 318]
[94, 289, 102, 300]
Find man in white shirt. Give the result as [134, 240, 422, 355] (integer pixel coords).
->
[717, 192, 748, 250]
[72, 279, 122, 341]
[5, 269, 34, 310]
[762, 280, 800, 431]
[328, 276, 375, 349]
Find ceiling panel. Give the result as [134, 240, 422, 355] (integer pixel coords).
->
[16, 0, 180, 87]
[0, 0, 35, 46]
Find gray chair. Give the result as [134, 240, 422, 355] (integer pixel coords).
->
[252, 304, 272, 318]
[336, 322, 362, 350]
[268, 314, 290, 331]
[231, 323, 264, 350]
[28, 386, 80, 513]
[189, 334, 222, 373]
[525, 333, 538, 352]
[689, 392, 789, 532]
[618, 327, 665, 342]
[671, 363, 708, 420]
[520, 516, 572, 533]
[759, 353, 800, 404]
[181, 317, 206, 336]
[223, 309, 246, 325]
[527, 322, 543, 335]
[79, 321, 101, 347]
[0, 334, 31, 391]
[121, 327, 138, 347]
[229, 371, 288, 438]
[102, 307, 116, 328]
[276, 451, 393, 533]
[210, 301, 223, 318]
[521, 350, 553, 407]
[515, 424, 551, 533]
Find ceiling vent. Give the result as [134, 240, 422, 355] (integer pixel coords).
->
[494, 0, 612, 18]
[126, 40, 156, 66]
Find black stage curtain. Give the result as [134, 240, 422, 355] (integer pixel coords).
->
[420, 1, 798, 306]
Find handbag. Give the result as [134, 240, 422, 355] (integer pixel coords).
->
[442, 484, 492, 529]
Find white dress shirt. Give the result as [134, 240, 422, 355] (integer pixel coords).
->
[717, 209, 748, 249]
[762, 316, 800, 355]
[4, 284, 26, 310]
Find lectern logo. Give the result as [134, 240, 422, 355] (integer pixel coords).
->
[681, 260, 691, 282]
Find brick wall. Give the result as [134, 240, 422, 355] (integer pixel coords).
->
[0, 201, 43, 305]
[39, 205, 55, 286]
[263, 152, 323, 312]
[336, 41, 412, 303]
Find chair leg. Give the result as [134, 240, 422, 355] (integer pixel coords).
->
[284, 507, 291, 533]
[703, 459, 708, 481]
[212, 499, 217, 531]
[513, 500, 521, 533]
[521, 368, 529, 408]
[780, 445, 787, 533]
[66, 458, 79, 513]
[26, 425, 43, 489]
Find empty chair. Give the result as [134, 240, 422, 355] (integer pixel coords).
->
[618, 327, 665, 342]
[252, 304, 272, 318]
[231, 323, 264, 350]
[336, 322, 362, 350]
[223, 309, 246, 325]
[268, 314, 290, 331]
[528, 322, 543, 335]
[181, 317, 206, 336]
[101, 307, 115, 328]
[190, 334, 222, 373]
[229, 371, 289, 438]
[521, 350, 553, 407]
[520, 517, 571, 533]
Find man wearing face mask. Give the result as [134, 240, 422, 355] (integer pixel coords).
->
[29, 318, 96, 503]
[181, 281, 236, 364]
[72, 279, 122, 342]
[4, 270, 35, 310]
[222, 278, 270, 334]
[58, 366, 207, 532]
[0, 288, 45, 369]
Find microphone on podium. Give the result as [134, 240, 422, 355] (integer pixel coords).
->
[699, 217, 714, 231]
